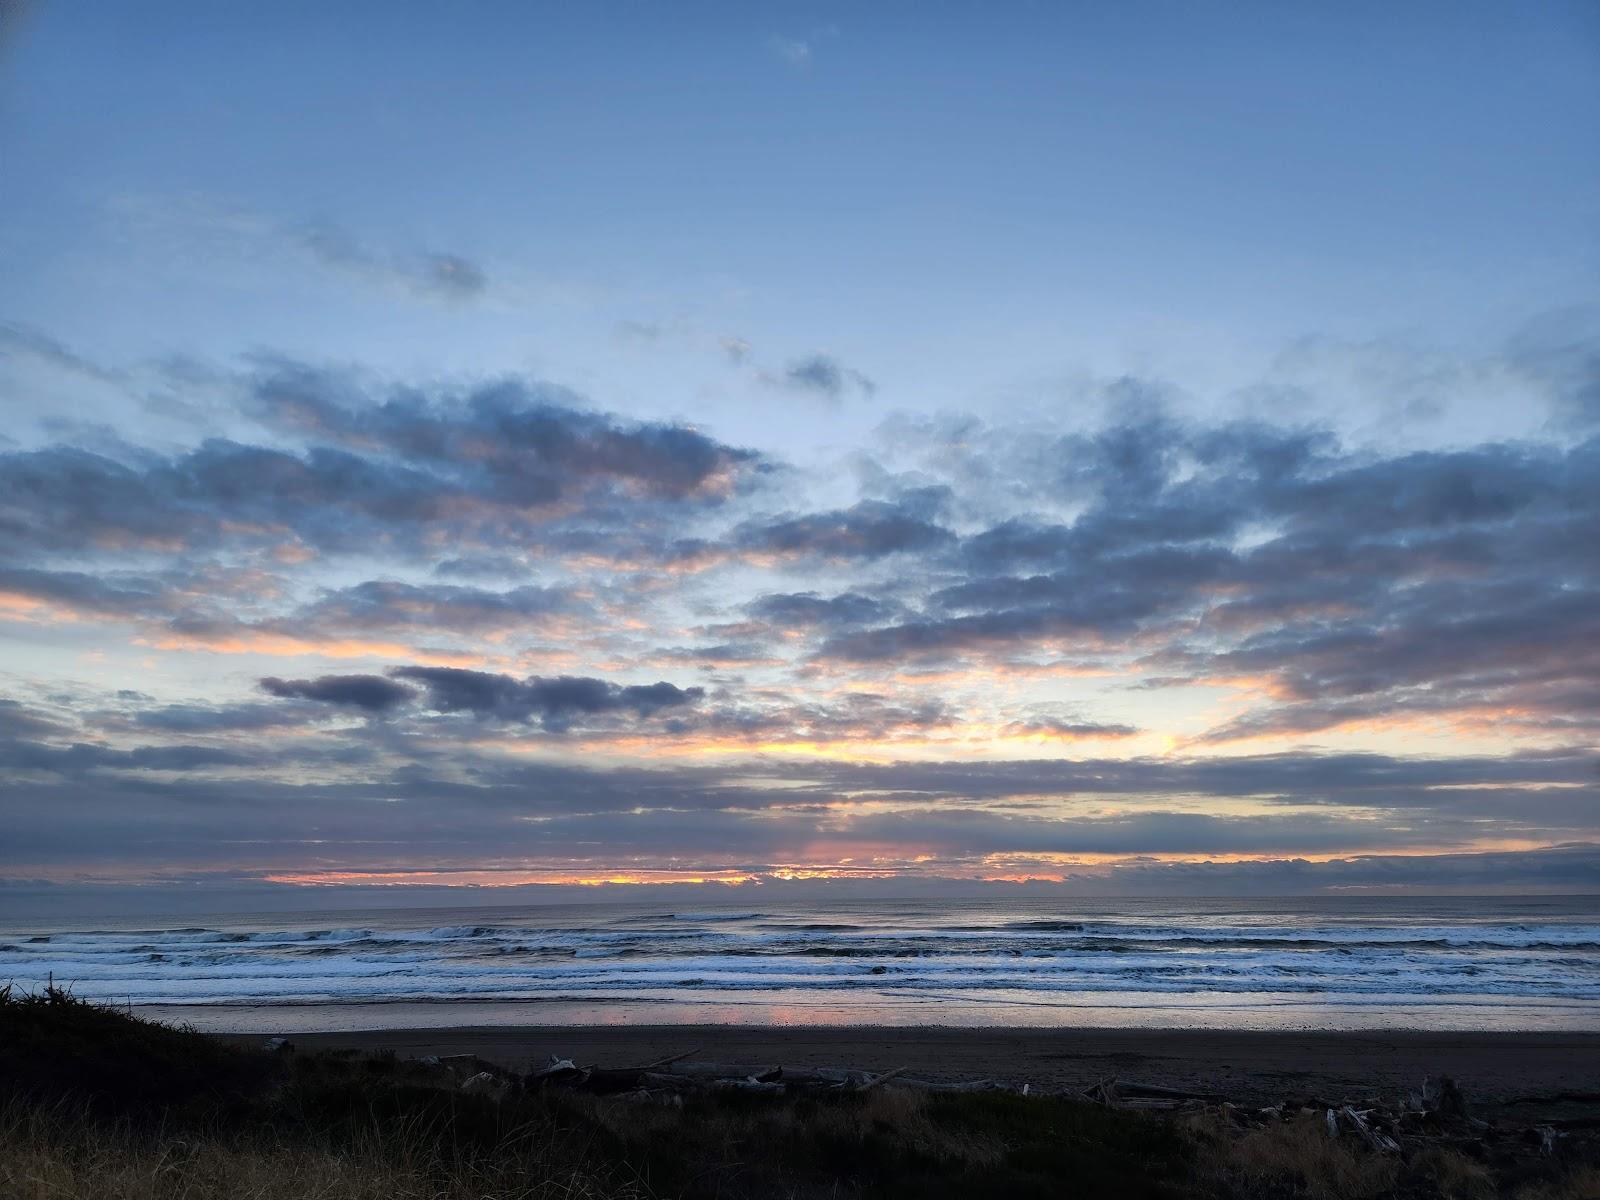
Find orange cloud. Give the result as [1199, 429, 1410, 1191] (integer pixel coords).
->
[141, 631, 482, 666]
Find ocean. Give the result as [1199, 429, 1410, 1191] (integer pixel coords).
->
[4, 895, 1598, 1032]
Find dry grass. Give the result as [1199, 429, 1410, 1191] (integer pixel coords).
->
[1515, 1166, 1600, 1200]
[1202, 1113, 1400, 1200]
[0, 1098, 638, 1200]
[0, 1085, 1190, 1200]
[1186, 1110, 1526, 1200]
[1405, 1145, 1497, 1200]
[577, 1085, 1009, 1175]
[4, 992, 1597, 1200]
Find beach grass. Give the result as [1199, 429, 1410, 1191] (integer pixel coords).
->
[3, 986, 1593, 1199]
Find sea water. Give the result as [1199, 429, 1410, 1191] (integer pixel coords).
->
[3, 895, 1597, 1032]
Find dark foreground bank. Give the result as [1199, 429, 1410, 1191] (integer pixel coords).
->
[5, 990, 1599, 1199]
[245, 1024, 1600, 1121]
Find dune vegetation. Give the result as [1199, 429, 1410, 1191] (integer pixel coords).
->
[2, 987, 1595, 1200]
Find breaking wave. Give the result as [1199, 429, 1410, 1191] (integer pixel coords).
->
[5, 901, 1598, 1010]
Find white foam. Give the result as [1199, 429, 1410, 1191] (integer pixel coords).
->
[7, 901, 1597, 1013]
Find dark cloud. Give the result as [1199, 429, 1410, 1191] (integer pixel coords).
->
[660, 641, 778, 666]
[0, 321, 124, 386]
[676, 690, 958, 745]
[132, 702, 314, 733]
[260, 674, 416, 712]
[432, 555, 529, 580]
[797, 748, 1600, 810]
[1507, 307, 1600, 429]
[778, 353, 875, 399]
[0, 365, 761, 570]
[0, 569, 584, 660]
[1002, 714, 1140, 740]
[6, 843, 1597, 917]
[748, 591, 898, 629]
[5, 340, 1600, 890]
[807, 418, 1600, 744]
[0, 566, 176, 621]
[293, 223, 488, 301]
[390, 666, 705, 731]
[0, 698, 70, 740]
[3, 687, 1595, 878]
[251, 361, 758, 502]
[838, 807, 1412, 856]
[0, 440, 451, 560]
[295, 580, 581, 634]
[736, 499, 953, 561]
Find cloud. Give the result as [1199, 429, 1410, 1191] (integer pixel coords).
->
[0, 361, 761, 568]
[748, 591, 898, 629]
[807, 416, 1600, 750]
[767, 26, 838, 69]
[3, 678, 1595, 879]
[293, 222, 488, 301]
[1507, 307, 1600, 430]
[131, 702, 314, 734]
[769, 36, 814, 66]
[0, 322, 125, 386]
[6, 336, 1600, 890]
[105, 196, 491, 307]
[773, 353, 876, 399]
[294, 580, 582, 635]
[390, 666, 705, 731]
[260, 674, 416, 711]
[1001, 713, 1140, 740]
[0, 698, 70, 740]
[250, 359, 760, 502]
[6, 842, 1598, 915]
[736, 499, 953, 561]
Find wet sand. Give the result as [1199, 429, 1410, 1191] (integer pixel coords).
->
[215, 1024, 1600, 1116]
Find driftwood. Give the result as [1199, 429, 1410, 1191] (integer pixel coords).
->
[1118, 1081, 1216, 1102]
[1340, 1106, 1401, 1153]
[640, 1048, 704, 1070]
[658, 1061, 782, 1081]
[360, 1046, 1596, 1176]
[512, 1054, 1582, 1164]
[858, 1066, 911, 1093]
[1084, 1077, 1121, 1106]
[460, 1071, 510, 1100]
[709, 1078, 787, 1094]
[527, 1055, 589, 1086]
[774, 1067, 861, 1086]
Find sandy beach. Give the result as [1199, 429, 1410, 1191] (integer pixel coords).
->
[215, 1024, 1600, 1119]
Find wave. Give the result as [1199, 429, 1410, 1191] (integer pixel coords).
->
[7, 904, 1596, 1012]
[672, 912, 766, 922]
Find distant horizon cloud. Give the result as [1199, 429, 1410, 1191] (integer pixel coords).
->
[3, 843, 1597, 919]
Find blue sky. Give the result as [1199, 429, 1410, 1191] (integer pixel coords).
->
[2, 1, 1598, 901]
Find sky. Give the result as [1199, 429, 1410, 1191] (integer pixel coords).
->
[2, 0, 1599, 909]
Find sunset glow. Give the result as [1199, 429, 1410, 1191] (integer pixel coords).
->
[2, 2, 1597, 908]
